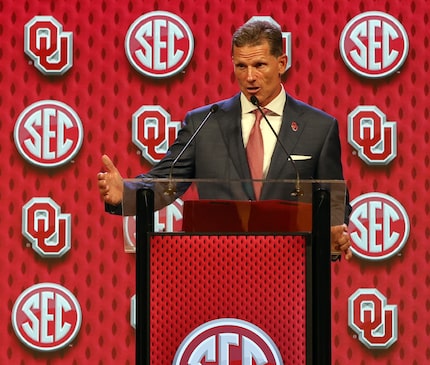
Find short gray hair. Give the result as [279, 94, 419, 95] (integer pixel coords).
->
[232, 20, 283, 57]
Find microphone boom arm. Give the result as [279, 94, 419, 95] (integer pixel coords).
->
[165, 104, 219, 195]
[250, 95, 303, 197]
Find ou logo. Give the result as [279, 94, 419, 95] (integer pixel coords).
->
[348, 106, 397, 165]
[348, 288, 398, 349]
[24, 16, 73, 75]
[125, 11, 194, 78]
[132, 105, 181, 164]
[173, 318, 283, 365]
[12, 283, 82, 352]
[22, 197, 72, 258]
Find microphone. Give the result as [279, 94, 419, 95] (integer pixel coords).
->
[250, 95, 303, 197]
[165, 104, 219, 196]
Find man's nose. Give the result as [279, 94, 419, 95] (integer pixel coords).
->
[247, 67, 256, 81]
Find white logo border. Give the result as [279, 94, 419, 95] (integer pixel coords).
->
[13, 100, 84, 168]
[339, 11, 409, 79]
[350, 192, 410, 261]
[11, 282, 82, 352]
[173, 318, 283, 365]
[125, 10, 195, 79]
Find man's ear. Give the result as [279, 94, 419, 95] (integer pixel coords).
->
[278, 54, 288, 74]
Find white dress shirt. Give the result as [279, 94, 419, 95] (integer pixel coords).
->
[240, 86, 286, 177]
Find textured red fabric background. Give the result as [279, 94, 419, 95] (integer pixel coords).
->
[1, 0, 429, 364]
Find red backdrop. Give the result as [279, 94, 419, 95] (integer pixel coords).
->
[1, 0, 428, 363]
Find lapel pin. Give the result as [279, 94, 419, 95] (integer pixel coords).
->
[291, 121, 298, 132]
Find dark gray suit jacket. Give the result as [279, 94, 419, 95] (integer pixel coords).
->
[113, 92, 351, 221]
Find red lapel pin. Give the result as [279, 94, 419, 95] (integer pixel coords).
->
[291, 121, 298, 132]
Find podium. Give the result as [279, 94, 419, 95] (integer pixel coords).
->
[122, 178, 347, 365]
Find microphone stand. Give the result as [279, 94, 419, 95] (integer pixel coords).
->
[165, 104, 219, 196]
[250, 95, 303, 197]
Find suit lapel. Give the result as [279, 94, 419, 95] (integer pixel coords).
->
[266, 94, 306, 180]
[217, 94, 251, 180]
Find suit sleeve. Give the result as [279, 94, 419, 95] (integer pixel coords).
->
[317, 119, 352, 224]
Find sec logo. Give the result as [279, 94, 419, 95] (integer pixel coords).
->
[173, 318, 283, 365]
[125, 11, 194, 78]
[14, 100, 83, 168]
[12, 283, 82, 352]
[340, 11, 409, 78]
[349, 192, 410, 261]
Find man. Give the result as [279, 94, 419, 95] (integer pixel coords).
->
[98, 19, 352, 259]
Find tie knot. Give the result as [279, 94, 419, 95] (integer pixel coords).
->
[252, 108, 275, 121]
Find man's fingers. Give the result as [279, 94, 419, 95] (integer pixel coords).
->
[97, 172, 106, 181]
[330, 223, 353, 261]
[101, 154, 117, 173]
[344, 248, 353, 260]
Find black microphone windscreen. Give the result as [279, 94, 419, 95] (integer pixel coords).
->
[210, 104, 219, 113]
[250, 95, 259, 106]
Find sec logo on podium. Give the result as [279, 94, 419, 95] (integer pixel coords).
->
[173, 318, 283, 365]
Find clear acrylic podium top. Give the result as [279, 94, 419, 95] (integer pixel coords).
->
[120, 178, 347, 253]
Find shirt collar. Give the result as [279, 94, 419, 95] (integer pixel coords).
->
[240, 85, 286, 115]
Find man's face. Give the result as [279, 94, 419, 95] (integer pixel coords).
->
[232, 41, 287, 106]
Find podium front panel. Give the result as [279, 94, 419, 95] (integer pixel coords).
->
[147, 234, 309, 364]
